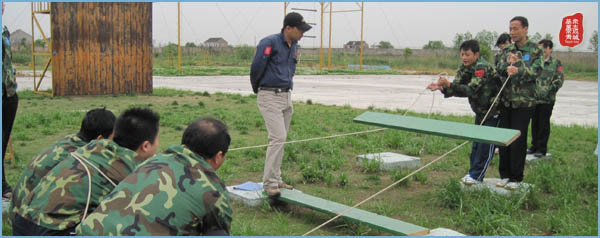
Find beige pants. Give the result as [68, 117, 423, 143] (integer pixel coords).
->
[257, 90, 293, 189]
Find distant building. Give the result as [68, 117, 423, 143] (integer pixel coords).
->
[204, 37, 228, 48]
[10, 29, 32, 50]
[344, 41, 369, 49]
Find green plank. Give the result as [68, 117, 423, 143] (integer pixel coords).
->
[279, 189, 430, 236]
[353, 112, 520, 146]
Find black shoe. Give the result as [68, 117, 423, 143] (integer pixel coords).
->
[533, 152, 545, 158]
[527, 147, 537, 154]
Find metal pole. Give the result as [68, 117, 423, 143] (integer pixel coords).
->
[360, 2, 364, 71]
[320, 2, 324, 70]
[327, 2, 332, 70]
[178, 2, 181, 73]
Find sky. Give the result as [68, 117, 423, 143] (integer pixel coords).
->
[2, 1, 598, 51]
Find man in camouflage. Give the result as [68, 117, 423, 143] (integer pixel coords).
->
[77, 117, 233, 236]
[495, 16, 544, 190]
[2, 2, 19, 199]
[494, 33, 512, 67]
[527, 39, 564, 157]
[12, 108, 160, 236]
[9, 108, 116, 221]
[427, 40, 502, 185]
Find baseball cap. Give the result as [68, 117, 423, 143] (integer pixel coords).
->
[283, 12, 312, 32]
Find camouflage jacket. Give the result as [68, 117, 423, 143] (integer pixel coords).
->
[2, 26, 17, 97]
[10, 134, 87, 220]
[442, 57, 502, 116]
[76, 145, 233, 236]
[496, 39, 544, 108]
[19, 139, 139, 231]
[536, 56, 564, 104]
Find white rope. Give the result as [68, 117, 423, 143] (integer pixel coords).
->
[70, 152, 118, 222]
[303, 61, 517, 236]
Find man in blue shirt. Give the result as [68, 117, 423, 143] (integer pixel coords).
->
[250, 12, 311, 197]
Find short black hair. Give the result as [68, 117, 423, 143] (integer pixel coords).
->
[77, 108, 116, 142]
[496, 33, 511, 47]
[112, 108, 160, 151]
[182, 117, 231, 159]
[510, 16, 529, 28]
[460, 40, 480, 54]
[539, 39, 553, 49]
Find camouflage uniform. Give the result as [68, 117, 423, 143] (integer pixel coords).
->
[536, 56, 564, 104]
[496, 39, 544, 109]
[76, 145, 233, 236]
[530, 56, 564, 155]
[2, 26, 17, 97]
[443, 57, 501, 116]
[442, 57, 502, 182]
[10, 134, 86, 220]
[17, 139, 139, 232]
[495, 39, 544, 183]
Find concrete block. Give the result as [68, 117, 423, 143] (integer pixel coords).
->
[356, 152, 421, 171]
[526, 153, 552, 162]
[427, 227, 466, 236]
[460, 178, 534, 196]
[226, 182, 266, 207]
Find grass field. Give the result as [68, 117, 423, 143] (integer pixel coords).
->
[2, 89, 597, 235]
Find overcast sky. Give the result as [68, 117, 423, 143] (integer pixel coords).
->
[2, 2, 598, 51]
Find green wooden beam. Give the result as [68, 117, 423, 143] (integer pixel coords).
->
[353, 112, 520, 146]
[279, 189, 430, 236]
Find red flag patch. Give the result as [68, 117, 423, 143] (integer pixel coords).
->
[474, 70, 485, 77]
[558, 66, 563, 72]
[264, 46, 272, 56]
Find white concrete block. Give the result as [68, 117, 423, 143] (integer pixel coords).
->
[427, 227, 466, 236]
[356, 152, 421, 171]
[460, 178, 534, 196]
[226, 182, 266, 207]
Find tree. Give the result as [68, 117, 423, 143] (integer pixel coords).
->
[453, 32, 473, 49]
[474, 30, 498, 49]
[423, 40, 445, 50]
[162, 43, 178, 57]
[544, 33, 553, 41]
[403, 48, 412, 58]
[184, 42, 196, 48]
[378, 41, 394, 49]
[589, 30, 598, 52]
[529, 32, 543, 43]
[34, 39, 46, 48]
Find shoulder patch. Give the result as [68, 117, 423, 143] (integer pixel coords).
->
[474, 70, 485, 77]
[522, 54, 530, 61]
[557, 66, 563, 72]
[264, 46, 272, 56]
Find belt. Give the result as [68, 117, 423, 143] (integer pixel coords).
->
[259, 87, 291, 93]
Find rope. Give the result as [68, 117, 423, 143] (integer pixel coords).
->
[303, 61, 517, 236]
[70, 152, 118, 222]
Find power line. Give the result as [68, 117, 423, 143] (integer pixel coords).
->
[215, 3, 241, 45]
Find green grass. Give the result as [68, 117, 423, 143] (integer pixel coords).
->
[2, 89, 597, 235]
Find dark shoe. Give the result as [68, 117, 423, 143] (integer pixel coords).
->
[534, 152, 545, 158]
[264, 187, 281, 197]
[527, 147, 537, 154]
[278, 182, 294, 190]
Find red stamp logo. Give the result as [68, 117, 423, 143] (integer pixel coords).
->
[474, 70, 485, 77]
[264, 46, 272, 55]
[559, 13, 583, 47]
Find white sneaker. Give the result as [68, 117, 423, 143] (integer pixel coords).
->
[504, 182, 521, 190]
[496, 178, 509, 187]
[461, 175, 480, 185]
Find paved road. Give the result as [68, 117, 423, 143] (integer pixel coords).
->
[17, 74, 598, 126]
